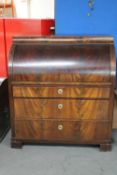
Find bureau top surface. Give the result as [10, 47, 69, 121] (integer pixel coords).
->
[9, 36, 116, 84]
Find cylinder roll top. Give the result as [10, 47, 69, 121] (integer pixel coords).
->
[9, 36, 116, 84]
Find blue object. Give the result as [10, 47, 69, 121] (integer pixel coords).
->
[55, 0, 117, 79]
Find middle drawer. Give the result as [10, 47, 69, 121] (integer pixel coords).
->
[14, 99, 109, 120]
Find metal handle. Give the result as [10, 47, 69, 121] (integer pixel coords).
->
[58, 124, 63, 130]
[50, 26, 55, 31]
[58, 104, 63, 109]
[58, 88, 63, 95]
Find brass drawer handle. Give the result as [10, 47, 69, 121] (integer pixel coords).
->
[58, 104, 63, 109]
[58, 124, 63, 130]
[58, 88, 63, 95]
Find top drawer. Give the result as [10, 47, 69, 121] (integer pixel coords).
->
[13, 86, 110, 99]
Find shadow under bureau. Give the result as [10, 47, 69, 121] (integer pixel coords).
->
[8, 36, 116, 151]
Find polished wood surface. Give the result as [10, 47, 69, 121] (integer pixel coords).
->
[113, 97, 117, 128]
[14, 120, 111, 142]
[13, 86, 110, 98]
[12, 45, 111, 82]
[8, 36, 116, 150]
[13, 36, 115, 44]
[15, 120, 42, 139]
[14, 99, 109, 120]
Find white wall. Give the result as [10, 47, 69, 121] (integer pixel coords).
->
[14, 0, 29, 18]
[30, 0, 54, 19]
[14, 0, 54, 19]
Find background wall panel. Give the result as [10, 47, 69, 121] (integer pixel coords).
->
[0, 19, 7, 79]
[55, 0, 117, 59]
[4, 19, 54, 76]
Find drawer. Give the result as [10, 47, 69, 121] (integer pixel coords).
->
[42, 120, 80, 141]
[42, 120, 111, 142]
[14, 120, 79, 140]
[14, 120, 111, 142]
[13, 86, 110, 99]
[14, 120, 42, 139]
[14, 99, 109, 120]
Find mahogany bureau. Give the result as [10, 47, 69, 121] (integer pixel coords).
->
[8, 36, 116, 151]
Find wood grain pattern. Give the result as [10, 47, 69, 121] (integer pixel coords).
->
[8, 36, 116, 150]
[14, 99, 109, 120]
[14, 120, 42, 139]
[12, 44, 111, 83]
[113, 98, 117, 128]
[13, 86, 110, 99]
[14, 120, 111, 143]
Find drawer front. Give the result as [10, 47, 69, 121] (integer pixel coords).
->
[42, 120, 80, 141]
[14, 120, 42, 139]
[42, 120, 111, 142]
[14, 99, 109, 120]
[13, 86, 110, 99]
[14, 120, 111, 142]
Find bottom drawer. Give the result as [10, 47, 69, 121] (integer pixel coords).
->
[14, 120, 112, 143]
[14, 121, 42, 139]
[42, 120, 111, 142]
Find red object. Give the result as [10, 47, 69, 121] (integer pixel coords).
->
[0, 19, 7, 78]
[0, 19, 55, 78]
[41, 19, 55, 35]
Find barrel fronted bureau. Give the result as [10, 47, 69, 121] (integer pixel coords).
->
[8, 36, 116, 151]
